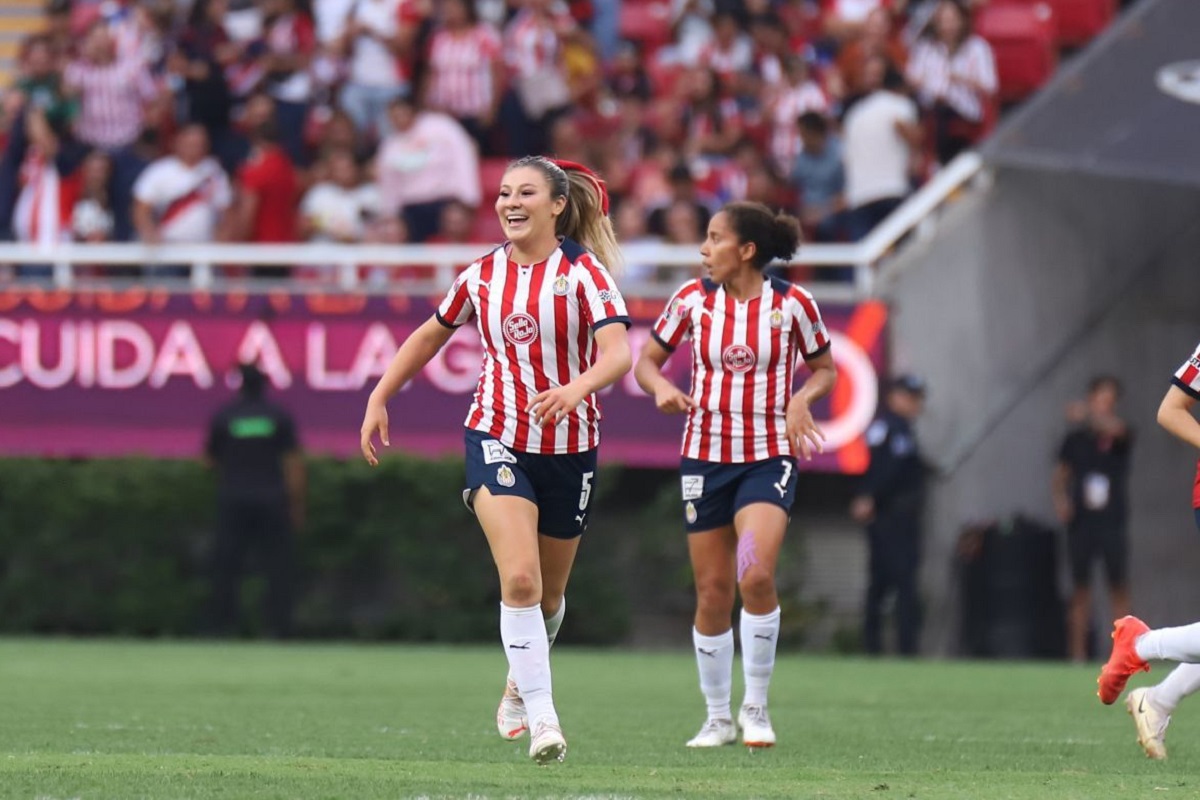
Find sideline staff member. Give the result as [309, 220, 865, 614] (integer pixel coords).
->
[851, 374, 927, 656]
[205, 362, 305, 638]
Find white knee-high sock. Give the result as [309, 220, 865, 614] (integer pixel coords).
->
[694, 628, 735, 721]
[1136, 623, 1200, 664]
[507, 599, 567, 686]
[545, 597, 566, 646]
[1150, 663, 1200, 714]
[500, 603, 556, 725]
[741, 606, 781, 708]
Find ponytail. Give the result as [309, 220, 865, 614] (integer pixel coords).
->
[557, 168, 623, 276]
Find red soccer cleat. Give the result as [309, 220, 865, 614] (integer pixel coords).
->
[1098, 616, 1151, 705]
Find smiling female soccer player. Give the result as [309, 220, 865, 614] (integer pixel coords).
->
[361, 156, 631, 765]
[634, 201, 836, 748]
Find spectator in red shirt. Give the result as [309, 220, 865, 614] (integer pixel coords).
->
[233, 114, 299, 244]
[836, 7, 908, 102]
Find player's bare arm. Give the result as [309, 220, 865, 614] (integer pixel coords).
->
[528, 323, 632, 426]
[634, 336, 695, 414]
[360, 316, 457, 465]
[787, 349, 836, 461]
[1157, 385, 1200, 450]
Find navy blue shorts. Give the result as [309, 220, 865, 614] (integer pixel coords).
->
[679, 455, 799, 533]
[463, 429, 598, 539]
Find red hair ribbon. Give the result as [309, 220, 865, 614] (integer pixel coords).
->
[551, 158, 610, 216]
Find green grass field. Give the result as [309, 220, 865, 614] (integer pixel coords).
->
[0, 639, 1192, 799]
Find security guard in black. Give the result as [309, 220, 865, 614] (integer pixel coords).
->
[204, 363, 304, 638]
[852, 375, 927, 656]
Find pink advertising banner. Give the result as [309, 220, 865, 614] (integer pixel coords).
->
[0, 290, 888, 471]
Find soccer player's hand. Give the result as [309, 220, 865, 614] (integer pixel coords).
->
[653, 385, 696, 414]
[786, 394, 825, 461]
[527, 384, 586, 426]
[360, 402, 390, 466]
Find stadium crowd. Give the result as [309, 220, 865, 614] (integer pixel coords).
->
[0, 0, 1007, 280]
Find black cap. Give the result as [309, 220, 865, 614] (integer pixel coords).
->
[889, 373, 926, 396]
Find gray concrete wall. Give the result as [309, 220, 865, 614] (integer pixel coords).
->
[881, 167, 1200, 654]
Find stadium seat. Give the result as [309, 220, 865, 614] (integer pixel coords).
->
[619, 1, 673, 52]
[975, 2, 1058, 104]
[1000, 0, 1116, 48]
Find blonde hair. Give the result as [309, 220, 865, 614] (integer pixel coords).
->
[506, 155, 623, 276]
[557, 169, 623, 276]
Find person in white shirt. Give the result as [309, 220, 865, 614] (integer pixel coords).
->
[906, 0, 996, 163]
[132, 124, 232, 247]
[840, 56, 921, 242]
[298, 147, 379, 243]
[337, 0, 420, 140]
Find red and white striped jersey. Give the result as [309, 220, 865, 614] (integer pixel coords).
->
[63, 57, 158, 149]
[426, 24, 503, 118]
[437, 237, 630, 455]
[1171, 342, 1200, 509]
[652, 276, 831, 463]
[906, 35, 997, 123]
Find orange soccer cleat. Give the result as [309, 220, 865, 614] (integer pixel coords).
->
[1098, 616, 1151, 705]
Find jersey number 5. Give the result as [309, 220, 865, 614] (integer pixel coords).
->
[579, 471, 595, 511]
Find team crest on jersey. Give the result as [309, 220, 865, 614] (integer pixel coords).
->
[722, 344, 756, 373]
[496, 465, 516, 488]
[503, 312, 539, 346]
[685, 501, 698, 525]
[769, 308, 784, 329]
[553, 275, 570, 296]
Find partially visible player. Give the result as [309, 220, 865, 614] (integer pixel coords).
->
[1097, 341, 1200, 759]
[360, 156, 631, 765]
[634, 202, 837, 748]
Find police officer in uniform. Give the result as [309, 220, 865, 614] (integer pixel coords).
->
[205, 363, 305, 638]
[851, 374, 927, 656]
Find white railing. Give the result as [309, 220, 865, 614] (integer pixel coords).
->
[0, 152, 984, 302]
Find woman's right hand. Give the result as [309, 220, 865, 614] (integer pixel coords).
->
[360, 400, 390, 466]
[654, 384, 696, 414]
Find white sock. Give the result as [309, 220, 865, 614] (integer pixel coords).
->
[741, 607, 781, 708]
[545, 598, 566, 647]
[694, 627, 734, 722]
[507, 598, 567, 687]
[1150, 663, 1200, 714]
[1136, 622, 1200, 663]
[500, 603, 556, 725]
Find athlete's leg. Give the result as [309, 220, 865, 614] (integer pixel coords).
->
[689, 525, 738, 731]
[538, 534, 578, 640]
[474, 488, 561, 743]
[732, 503, 785, 746]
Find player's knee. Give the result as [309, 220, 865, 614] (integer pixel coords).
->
[738, 565, 776, 605]
[502, 570, 542, 606]
[695, 579, 735, 616]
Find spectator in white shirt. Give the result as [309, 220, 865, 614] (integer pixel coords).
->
[906, 0, 996, 163]
[132, 124, 232, 247]
[298, 148, 379, 243]
[375, 94, 480, 242]
[841, 56, 921, 241]
[336, 0, 421, 141]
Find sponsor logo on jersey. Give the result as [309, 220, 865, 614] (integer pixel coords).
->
[482, 439, 518, 465]
[722, 344, 756, 373]
[596, 289, 620, 304]
[553, 275, 570, 296]
[502, 313, 539, 346]
[496, 465, 516, 487]
[681, 475, 705, 500]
